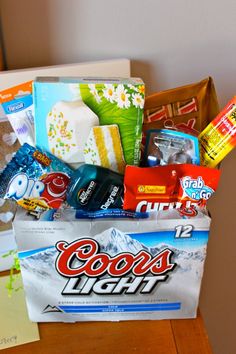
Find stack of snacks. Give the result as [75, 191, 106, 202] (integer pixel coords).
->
[0, 76, 235, 323]
[1, 76, 232, 216]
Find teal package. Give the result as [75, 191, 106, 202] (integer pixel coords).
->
[33, 77, 145, 166]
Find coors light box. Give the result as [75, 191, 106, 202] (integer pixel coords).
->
[13, 208, 210, 322]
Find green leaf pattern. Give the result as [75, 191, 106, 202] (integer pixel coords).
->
[81, 83, 144, 165]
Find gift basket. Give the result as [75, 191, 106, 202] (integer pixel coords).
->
[0, 76, 235, 322]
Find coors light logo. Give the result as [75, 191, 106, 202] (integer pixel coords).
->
[55, 237, 176, 295]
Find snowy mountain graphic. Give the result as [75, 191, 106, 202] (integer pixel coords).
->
[94, 227, 149, 255]
[42, 304, 62, 313]
[20, 227, 206, 278]
[21, 247, 57, 279]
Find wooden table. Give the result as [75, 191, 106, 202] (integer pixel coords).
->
[1, 310, 211, 354]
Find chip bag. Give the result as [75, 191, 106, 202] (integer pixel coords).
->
[123, 164, 221, 212]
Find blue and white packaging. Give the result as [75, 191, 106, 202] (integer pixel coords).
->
[0, 81, 35, 146]
[144, 129, 200, 167]
[13, 207, 211, 322]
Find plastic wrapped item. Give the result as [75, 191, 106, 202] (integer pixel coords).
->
[144, 129, 200, 166]
[199, 96, 236, 167]
[123, 164, 221, 212]
[0, 81, 35, 146]
[0, 143, 73, 212]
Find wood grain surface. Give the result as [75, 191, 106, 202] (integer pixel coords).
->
[0, 312, 212, 354]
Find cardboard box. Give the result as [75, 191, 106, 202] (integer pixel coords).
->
[33, 77, 144, 166]
[13, 208, 211, 322]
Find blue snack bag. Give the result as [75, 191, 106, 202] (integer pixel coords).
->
[0, 143, 73, 211]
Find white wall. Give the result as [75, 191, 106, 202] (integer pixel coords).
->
[1, 0, 236, 106]
[1, 1, 236, 353]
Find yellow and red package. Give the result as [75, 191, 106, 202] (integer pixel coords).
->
[199, 96, 236, 167]
[123, 164, 221, 213]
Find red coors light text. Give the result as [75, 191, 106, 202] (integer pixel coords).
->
[55, 238, 175, 278]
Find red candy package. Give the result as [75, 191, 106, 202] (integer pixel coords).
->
[123, 164, 221, 212]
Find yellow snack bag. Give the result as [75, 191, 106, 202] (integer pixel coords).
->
[199, 96, 236, 167]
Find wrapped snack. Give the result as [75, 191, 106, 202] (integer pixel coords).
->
[144, 129, 200, 166]
[123, 164, 221, 212]
[143, 77, 219, 136]
[83, 124, 126, 173]
[0, 143, 73, 212]
[0, 81, 35, 146]
[199, 96, 236, 167]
